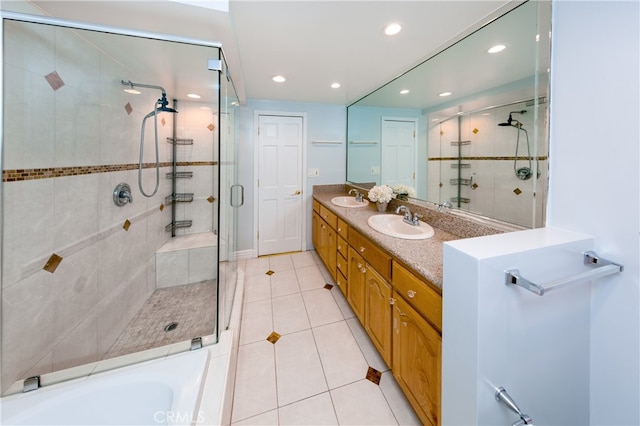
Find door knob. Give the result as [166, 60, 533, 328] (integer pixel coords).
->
[292, 190, 302, 195]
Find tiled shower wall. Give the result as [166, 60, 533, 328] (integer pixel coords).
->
[427, 102, 548, 228]
[1, 20, 216, 391]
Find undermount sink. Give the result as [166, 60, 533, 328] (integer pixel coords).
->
[367, 214, 435, 240]
[331, 196, 370, 208]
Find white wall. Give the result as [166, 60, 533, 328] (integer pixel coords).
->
[235, 99, 346, 254]
[548, 1, 639, 423]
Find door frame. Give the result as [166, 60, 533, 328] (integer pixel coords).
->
[253, 110, 308, 256]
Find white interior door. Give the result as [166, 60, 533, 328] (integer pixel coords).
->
[381, 118, 417, 189]
[258, 115, 303, 256]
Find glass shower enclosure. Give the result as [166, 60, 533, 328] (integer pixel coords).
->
[0, 10, 239, 394]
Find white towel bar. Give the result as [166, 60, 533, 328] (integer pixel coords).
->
[505, 251, 623, 296]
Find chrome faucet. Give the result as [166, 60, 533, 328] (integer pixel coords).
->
[348, 188, 363, 202]
[395, 205, 422, 226]
[437, 201, 453, 212]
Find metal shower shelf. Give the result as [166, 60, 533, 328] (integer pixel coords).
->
[451, 163, 471, 169]
[164, 193, 194, 204]
[165, 220, 192, 232]
[505, 251, 624, 296]
[166, 137, 194, 145]
[450, 140, 471, 146]
[166, 171, 193, 179]
[450, 178, 472, 186]
[450, 197, 470, 204]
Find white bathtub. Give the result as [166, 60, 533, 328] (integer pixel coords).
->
[2, 325, 241, 426]
[2, 251, 244, 426]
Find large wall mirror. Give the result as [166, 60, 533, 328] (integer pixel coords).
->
[346, 0, 551, 228]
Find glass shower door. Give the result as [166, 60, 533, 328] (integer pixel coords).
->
[218, 55, 240, 334]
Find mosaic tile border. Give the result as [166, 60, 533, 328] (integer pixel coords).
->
[2, 162, 217, 182]
[428, 156, 549, 161]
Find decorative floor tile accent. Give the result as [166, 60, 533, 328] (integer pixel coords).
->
[365, 366, 382, 385]
[124, 102, 133, 115]
[266, 270, 275, 276]
[324, 283, 334, 290]
[159, 203, 165, 212]
[122, 219, 131, 231]
[103, 280, 216, 360]
[207, 195, 215, 203]
[43, 253, 63, 273]
[514, 188, 522, 195]
[207, 123, 215, 131]
[266, 331, 281, 344]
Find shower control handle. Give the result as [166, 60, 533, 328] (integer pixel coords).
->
[113, 183, 133, 206]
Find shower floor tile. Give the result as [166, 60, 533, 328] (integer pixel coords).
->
[103, 280, 217, 359]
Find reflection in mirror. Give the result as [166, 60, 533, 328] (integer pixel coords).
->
[346, 0, 551, 228]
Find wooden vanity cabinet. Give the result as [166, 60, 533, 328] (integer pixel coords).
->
[312, 199, 442, 425]
[392, 294, 441, 426]
[347, 246, 367, 323]
[365, 265, 392, 366]
[312, 202, 338, 280]
[392, 262, 442, 426]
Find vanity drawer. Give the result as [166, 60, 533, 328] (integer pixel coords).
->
[392, 263, 442, 332]
[349, 229, 391, 280]
[336, 251, 348, 279]
[336, 269, 348, 297]
[337, 218, 349, 239]
[313, 199, 320, 213]
[337, 236, 348, 259]
[319, 204, 337, 229]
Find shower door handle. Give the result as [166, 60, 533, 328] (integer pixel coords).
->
[231, 184, 244, 207]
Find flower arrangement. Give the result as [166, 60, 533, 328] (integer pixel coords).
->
[392, 184, 416, 201]
[368, 185, 396, 203]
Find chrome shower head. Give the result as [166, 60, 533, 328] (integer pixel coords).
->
[497, 110, 527, 127]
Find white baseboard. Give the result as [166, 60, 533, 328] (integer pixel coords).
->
[233, 249, 256, 261]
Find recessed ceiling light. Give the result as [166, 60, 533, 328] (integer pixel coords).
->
[187, 93, 201, 99]
[400, 89, 410, 95]
[384, 23, 402, 36]
[124, 89, 141, 95]
[439, 91, 452, 97]
[331, 82, 341, 89]
[272, 75, 286, 83]
[487, 44, 506, 54]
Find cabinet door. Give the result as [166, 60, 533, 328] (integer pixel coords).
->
[392, 294, 441, 426]
[347, 246, 367, 323]
[326, 225, 337, 281]
[365, 267, 392, 367]
[312, 211, 320, 250]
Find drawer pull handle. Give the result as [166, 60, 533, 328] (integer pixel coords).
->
[359, 246, 366, 253]
[338, 227, 342, 232]
[357, 263, 362, 269]
[361, 268, 367, 274]
[337, 262, 341, 268]
[407, 290, 416, 298]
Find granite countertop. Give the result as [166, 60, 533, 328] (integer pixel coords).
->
[313, 191, 461, 292]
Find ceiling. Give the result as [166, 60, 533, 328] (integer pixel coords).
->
[15, 0, 514, 106]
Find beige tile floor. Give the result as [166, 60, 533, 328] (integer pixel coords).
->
[231, 251, 421, 425]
